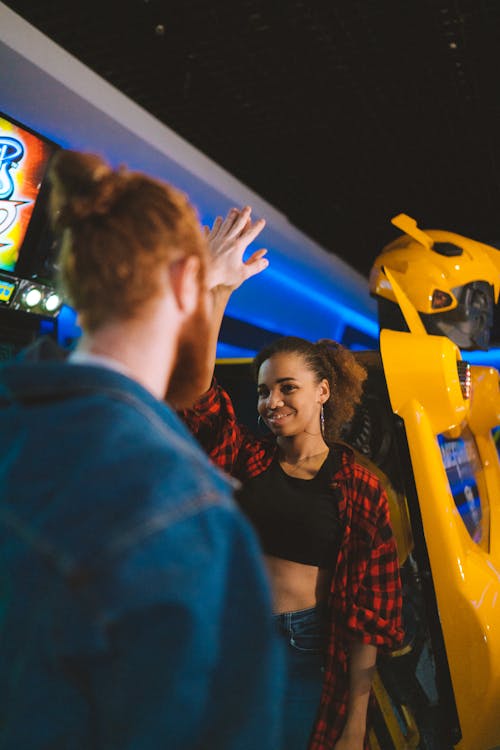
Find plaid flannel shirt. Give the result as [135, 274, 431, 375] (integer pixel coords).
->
[183, 380, 403, 749]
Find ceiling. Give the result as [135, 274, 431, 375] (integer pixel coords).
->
[4, 0, 500, 283]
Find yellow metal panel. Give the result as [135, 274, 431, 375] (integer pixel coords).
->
[381, 330, 500, 750]
[383, 268, 427, 336]
[391, 213, 434, 249]
[380, 329, 468, 435]
[468, 366, 500, 433]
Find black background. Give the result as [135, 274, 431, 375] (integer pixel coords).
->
[5, 0, 500, 340]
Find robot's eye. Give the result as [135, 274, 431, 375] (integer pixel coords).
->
[432, 290, 453, 309]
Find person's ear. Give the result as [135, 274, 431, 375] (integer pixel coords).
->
[169, 255, 201, 315]
[318, 378, 330, 404]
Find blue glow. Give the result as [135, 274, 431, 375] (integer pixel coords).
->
[438, 433, 483, 543]
[57, 304, 81, 347]
[216, 341, 256, 358]
[349, 342, 372, 351]
[198, 213, 378, 343]
[461, 348, 500, 368]
[260, 268, 379, 339]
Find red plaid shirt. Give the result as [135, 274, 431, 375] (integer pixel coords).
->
[183, 380, 403, 749]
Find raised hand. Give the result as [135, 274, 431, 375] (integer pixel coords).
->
[205, 206, 268, 292]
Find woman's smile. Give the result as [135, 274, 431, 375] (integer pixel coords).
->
[266, 409, 295, 426]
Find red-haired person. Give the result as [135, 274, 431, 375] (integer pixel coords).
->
[0, 153, 283, 750]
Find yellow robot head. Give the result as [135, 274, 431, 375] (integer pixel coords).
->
[369, 214, 500, 350]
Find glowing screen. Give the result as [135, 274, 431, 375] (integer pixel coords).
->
[438, 429, 483, 544]
[0, 114, 56, 274]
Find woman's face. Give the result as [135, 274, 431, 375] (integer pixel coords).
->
[257, 352, 329, 437]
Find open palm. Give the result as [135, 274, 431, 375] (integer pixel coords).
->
[205, 206, 268, 291]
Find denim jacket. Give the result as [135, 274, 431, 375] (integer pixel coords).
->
[0, 349, 283, 749]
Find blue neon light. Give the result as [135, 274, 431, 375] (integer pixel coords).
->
[461, 348, 500, 369]
[263, 268, 379, 339]
[216, 342, 256, 359]
[226, 265, 379, 342]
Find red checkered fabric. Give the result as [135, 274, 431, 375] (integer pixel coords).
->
[183, 380, 403, 749]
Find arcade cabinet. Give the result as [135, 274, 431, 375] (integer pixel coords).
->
[0, 112, 63, 355]
[362, 215, 500, 750]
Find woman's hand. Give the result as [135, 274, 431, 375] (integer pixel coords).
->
[205, 206, 268, 292]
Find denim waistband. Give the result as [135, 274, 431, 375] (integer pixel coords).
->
[272, 604, 327, 635]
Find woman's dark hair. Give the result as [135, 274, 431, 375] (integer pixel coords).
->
[48, 149, 207, 331]
[253, 336, 367, 444]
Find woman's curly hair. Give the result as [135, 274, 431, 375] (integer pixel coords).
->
[253, 336, 367, 444]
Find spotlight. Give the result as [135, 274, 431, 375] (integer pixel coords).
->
[23, 287, 42, 308]
[44, 293, 62, 312]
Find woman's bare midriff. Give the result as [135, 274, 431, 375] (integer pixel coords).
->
[264, 554, 332, 614]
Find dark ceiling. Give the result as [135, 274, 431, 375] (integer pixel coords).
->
[4, 0, 500, 280]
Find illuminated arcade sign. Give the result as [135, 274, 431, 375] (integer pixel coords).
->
[0, 278, 16, 304]
[0, 116, 54, 274]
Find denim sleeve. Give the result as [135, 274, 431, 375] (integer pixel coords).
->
[57, 503, 284, 750]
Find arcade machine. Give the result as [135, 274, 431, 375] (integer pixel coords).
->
[0, 111, 64, 357]
[362, 214, 500, 750]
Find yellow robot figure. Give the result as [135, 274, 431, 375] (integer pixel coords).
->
[369, 213, 500, 350]
[362, 215, 500, 750]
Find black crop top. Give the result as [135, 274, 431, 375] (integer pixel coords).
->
[235, 450, 343, 568]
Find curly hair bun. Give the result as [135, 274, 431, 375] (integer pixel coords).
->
[48, 149, 122, 230]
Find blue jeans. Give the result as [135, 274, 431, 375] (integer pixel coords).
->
[273, 605, 327, 750]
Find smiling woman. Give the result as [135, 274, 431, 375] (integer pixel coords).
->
[254, 337, 367, 445]
[182, 207, 403, 750]
[256, 352, 330, 439]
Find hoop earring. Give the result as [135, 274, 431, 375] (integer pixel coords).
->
[320, 404, 325, 438]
